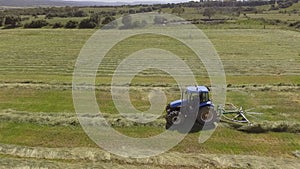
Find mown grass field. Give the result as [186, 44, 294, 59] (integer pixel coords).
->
[1, 29, 299, 78]
[0, 122, 298, 158]
[0, 27, 299, 159]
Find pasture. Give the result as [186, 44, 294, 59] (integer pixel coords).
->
[0, 27, 299, 168]
[0, 2, 300, 169]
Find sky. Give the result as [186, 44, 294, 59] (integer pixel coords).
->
[64, 0, 196, 3]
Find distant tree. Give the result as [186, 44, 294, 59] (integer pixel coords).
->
[45, 13, 54, 19]
[138, 7, 153, 13]
[235, 11, 241, 17]
[132, 21, 143, 28]
[21, 17, 30, 21]
[24, 20, 49, 28]
[172, 6, 185, 16]
[79, 19, 97, 29]
[128, 9, 136, 14]
[102, 20, 118, 29]
[153, 15, 167, 24]
[141, 20, 148, 27]
[147, 7, 153, 12]
[203, 8, 215, 20]
[65, 20, 78, 29]
[102, 16, 116, 25]
[73, 10, 88, 17]
[52, 22, 64, 28]
[119, 10, 126, 15]
[90, 13, 101, 25]
[0, 16, 4, 27]
[158, 8, 162, 14]
[32, 14, 38, 18]
[109, 11, 117, 16]
[4, 15, 21, 28]
[121, 14, 132, 29]
[195, 7, 201, 14]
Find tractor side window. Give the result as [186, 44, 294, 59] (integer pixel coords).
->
[200, 92, 209, 103]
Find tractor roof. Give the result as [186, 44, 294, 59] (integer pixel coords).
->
[186, 86, 209, 93]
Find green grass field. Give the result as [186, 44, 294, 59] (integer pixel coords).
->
[1, 29, 299, 78]
[0, 2, 300, 166]
[0, 26, 299, 162]
[0, 122, 298, 158]
[247, 13, 300, 22]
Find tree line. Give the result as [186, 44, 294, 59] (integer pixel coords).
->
[0, 5, 159, 29]
[0, 0, 299, 29]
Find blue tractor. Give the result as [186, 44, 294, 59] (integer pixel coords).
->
[165, 86, 218, 130]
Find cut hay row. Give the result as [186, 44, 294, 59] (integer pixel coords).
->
[0, 157, 161, 169]
[0, 109, 165, 128]
[1, 109, 299, 134]
[1, 60, 300, 77]
[233, 121, 300, 133]
[0, 143, 219, 169]
[1, 67, 299, 76]
[0, 143, 299, 169]
[0, 82, 300, 92]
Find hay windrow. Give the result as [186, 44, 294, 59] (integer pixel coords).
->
[233, 121, 300, 133]
[0, 156, 163, 169]
[0, 143, 219, 168]
[1, 82, 300, 92]
[293, 150, 300, 158]
[1, 109, 299, 133]
[0, 143, 299, 169]
[0, 109, 165, 128]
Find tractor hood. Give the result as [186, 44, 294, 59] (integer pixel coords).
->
[169, 99, 183, 108]
[169, 100, 213, 108]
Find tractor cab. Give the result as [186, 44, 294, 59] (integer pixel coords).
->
[168, 86, 213, 111]
[184, 86, 212, 107]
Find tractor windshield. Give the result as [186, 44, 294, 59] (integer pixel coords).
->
[184, 91, 209, 104]
[183, 91, 210, 104]
[182, 91, 198, 105]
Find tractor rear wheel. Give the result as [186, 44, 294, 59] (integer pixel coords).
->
[197, 106, 217, 125]
[165, 111, 184, 130]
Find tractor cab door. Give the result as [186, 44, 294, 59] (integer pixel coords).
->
[181, 91, 199, 116]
